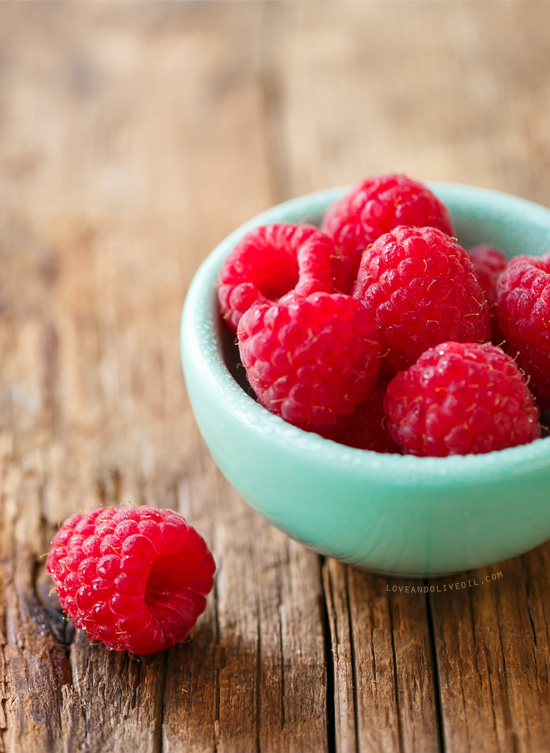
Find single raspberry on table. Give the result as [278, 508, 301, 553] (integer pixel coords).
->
[335, 378, 400, 453]
[217, 223, 344, 334]
[468, 243, 508, 342]
[352, 225, 491, 373]
[322, 174, 454, 291]
[237, 292, 381, 437]
[46, 506, 215, 655]
[384, 341, 540, 457]
[497, 252, 550, 407]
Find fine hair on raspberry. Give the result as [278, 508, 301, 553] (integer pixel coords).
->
[497, 252, 550, 407]
[352, 225, 491, 373]
[237, 292, 381, 437]
[468, 243, 508, 342]
[384, 341, 541, 457]
[322, 173, 454, 291]
[46, 506, 216, 655]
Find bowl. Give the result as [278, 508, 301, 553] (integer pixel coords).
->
[180, 183, 550, 577]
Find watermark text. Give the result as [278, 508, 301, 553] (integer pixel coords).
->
[386, 570, 504, 594]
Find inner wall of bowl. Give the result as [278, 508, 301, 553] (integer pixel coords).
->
[432, 182, 550, 258]
[183, 183, 550, 576]
[215, 181, 550, 255]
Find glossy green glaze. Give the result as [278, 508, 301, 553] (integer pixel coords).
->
[181, 184, 550, 577]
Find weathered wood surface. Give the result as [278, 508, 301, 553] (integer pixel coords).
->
[1, 2, 550, 751]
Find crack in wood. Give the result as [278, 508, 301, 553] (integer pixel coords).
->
[256, 617, 262, 753]
[320, 558, 336, 753]
[344, 567, 359, 753]
[425, 585, 446, 753]
[212, 576, 221, 753]
[152, 650, 168, 753]
[387, 586, 405, 753]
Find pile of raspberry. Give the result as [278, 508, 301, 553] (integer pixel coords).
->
[217, 173, 545, 457]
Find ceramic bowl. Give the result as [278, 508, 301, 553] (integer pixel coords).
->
[180, 183, 550, 577]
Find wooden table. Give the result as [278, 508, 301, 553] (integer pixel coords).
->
[1, 3, 550, 751]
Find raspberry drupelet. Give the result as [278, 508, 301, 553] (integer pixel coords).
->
[322, 173, 454, 291]
[384, 341, 541, 457]
[497, 252, 550, 407]
[46, 506, 215, 655]
[468, 243, 508, 342]
[335, 378, 400, 453]
[352, 225, 491, 373]
[217, 223, 344, 334]
[237, 292, 381, 438]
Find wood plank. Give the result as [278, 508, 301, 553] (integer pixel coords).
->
[162, 446, 328, 753]
[428, 551, 550, 753]
[323, 560, 439, 753]
[0, 4, 329, 752]
[264, 1, 550, 206]
[270, 2, 550, 751]
[2, 1, 550, 751]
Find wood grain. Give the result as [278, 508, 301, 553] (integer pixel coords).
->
[1, 2, 550, 751]
[0, 5, 326, 752]
[428, 553, 550, 753]
[271, 3, 550, 749]
[323, 560, 440, 753]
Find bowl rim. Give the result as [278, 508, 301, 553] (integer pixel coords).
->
[181, 182, 550, 487]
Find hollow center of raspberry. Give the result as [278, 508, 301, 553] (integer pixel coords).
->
[254, 250, 299, 300]
[144, 553, 198, 639]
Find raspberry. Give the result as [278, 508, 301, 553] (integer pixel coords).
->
[46, 506, 215, 655]
[468, 244, 508, 342]
[352, 225, 491, 373]
[335, 379, 400, 453]
[322, 174, 454, 291]
[237, 292, 381, 436]
[217, 223, 343, 333]
[384, 341, 540, 457]
[497, 252, 550, 406]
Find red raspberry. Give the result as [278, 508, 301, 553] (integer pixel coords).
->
[46, 506, 215, 655]
[384, 341, 540, 457]
[217, 223, 343, 333]
[335, 379, 400, 453]
[237, 292, 381, 436]
[322, 174, 454, 291]
[497, 252, 550, 407]
[468, 244, 508, 342]
[352, 225, 491, 373]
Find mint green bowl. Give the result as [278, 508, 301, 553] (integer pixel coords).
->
[181, 184, 550, 577]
